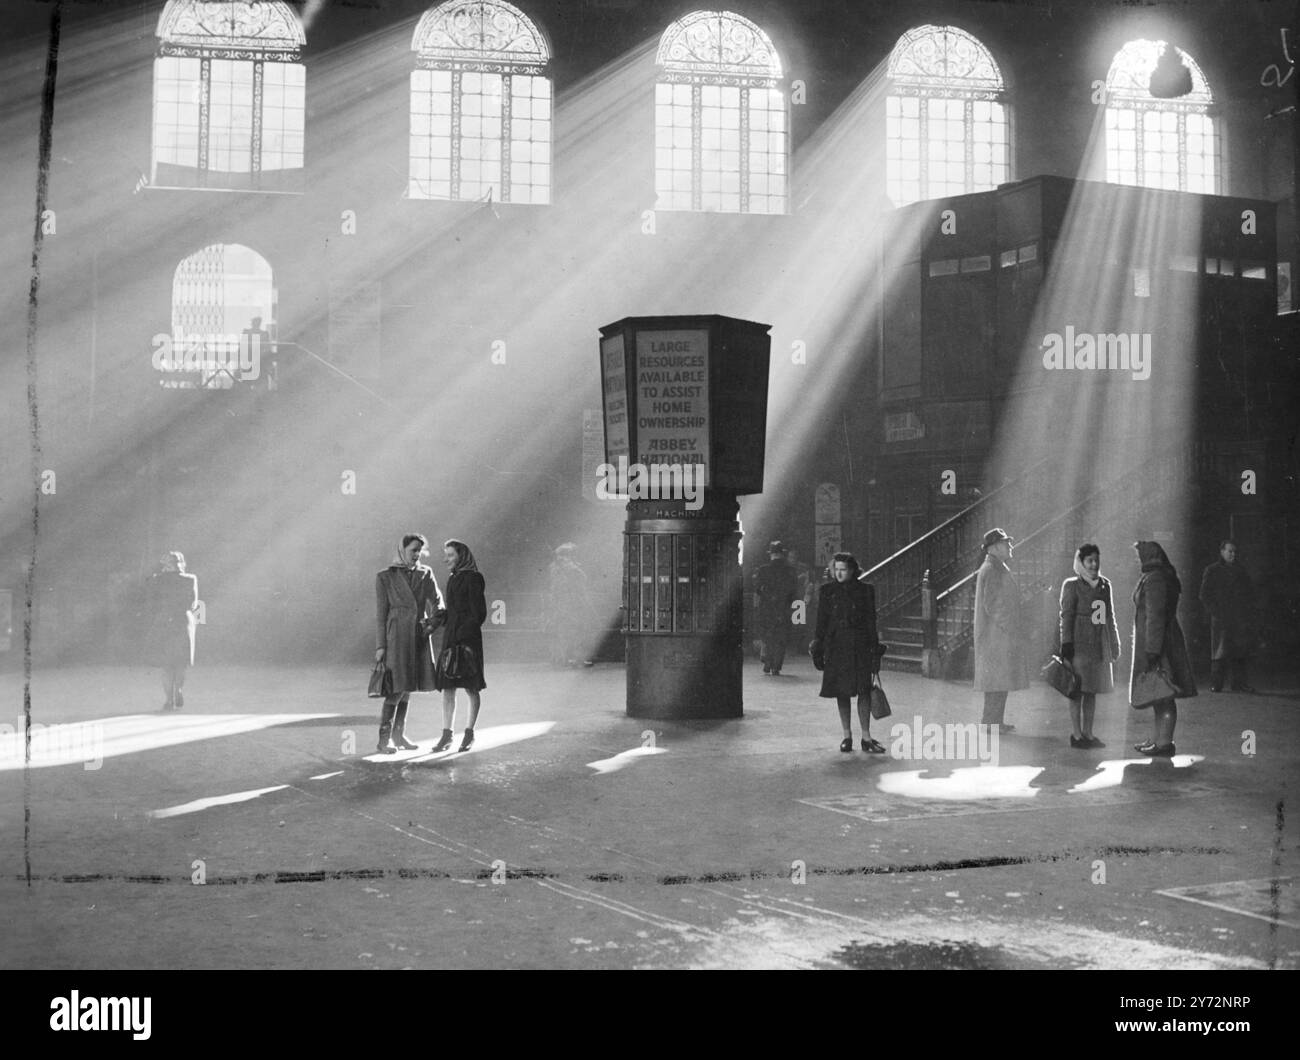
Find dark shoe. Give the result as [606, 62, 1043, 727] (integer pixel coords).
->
[432, 729, 454, 753]
[839, 737, 853, 753]
[861, 738, 886, 754]
[1149, 743, 1176, 757]
[377, 702, 397, 754]
[392, 733, 418, 750]
[1209, 686, 1222, 693]
[771, 669, 782, 676]
[1070, 735, 1088, 749]
[762, 665, 770, 674]
[459, 728, 475, 752]
[1232, 686, 1257, 694]
[1134, 740, 1157, 754]
[1084, 736, 1106, 748]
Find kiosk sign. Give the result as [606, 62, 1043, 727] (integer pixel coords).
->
[600, 333, 630, 461]
[634, 329, 709, 485]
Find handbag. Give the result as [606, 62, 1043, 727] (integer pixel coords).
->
[367, 661, 392, 699]
[868, 673, 891, 720]
[438, 643, 479, 682]
[1131, 665, 1177, 707]
[1041, 655, 1082, 699]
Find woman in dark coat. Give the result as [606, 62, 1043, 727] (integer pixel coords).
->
[810, 552, 883, 753]
[434, 539, 488, 752]
[1059, 543, 1122, 748]
[374, 534, 444, 754]
[973, 528, 1029, 732]
[147, 550, 198, 711]
[1130, 540, 1197, 757]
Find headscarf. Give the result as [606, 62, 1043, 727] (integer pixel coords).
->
[1135, 540, 1181, 596]
[1073, 548, 1099, 588]
[446, 539, 480, 576]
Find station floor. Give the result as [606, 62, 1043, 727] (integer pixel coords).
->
[0, 656, 1296, 970]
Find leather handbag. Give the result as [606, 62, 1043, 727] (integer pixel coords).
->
[1041, 655, 1082, 699]
[1131, 665, 1177, 707]
[367, 661, 392, 699]
[868, 673, 891, 720]
[438, 644, 479, 682]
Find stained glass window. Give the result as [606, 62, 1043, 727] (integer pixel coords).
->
[409, 1, 552, 204]
[886, 25, 1010, 206]
[151, 1, 305, 191]
[654, 11, 786, 214]
[1104, 40, 1216, 194]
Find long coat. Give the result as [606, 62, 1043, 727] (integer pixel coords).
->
[753, 559, 800, 635]
[1129, 544, 1197, 704]
[438, 569, 487, 691]
[375, 563, 443, 694]
[974, 555, 1029, 692]
[1198, 560, 1254, 660]
[147, 570, 198, 669]
[1059, 575, 1122, 694]
[812, 578, 878, 697]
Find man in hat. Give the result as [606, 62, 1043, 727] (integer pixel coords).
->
[973, 528, 1028, 731]
[1199, 540, 1257, 692]
[753, 541, 801, 675]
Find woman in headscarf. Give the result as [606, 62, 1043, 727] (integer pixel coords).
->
[1130, 540, 1197, 756]
[374, 534, 444, 754]
[434, 539, 488, 752]
[1059, 543, 1121, 748]
[810, 552, 883, 753]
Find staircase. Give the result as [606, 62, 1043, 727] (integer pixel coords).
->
[866, 444, 1207, 676]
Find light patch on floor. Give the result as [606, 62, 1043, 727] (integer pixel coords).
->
[150, 784, 290, 818]
[587, 745, 668, 774]
[360, 721, 555, 764]
[684, 911, 1269, 970]
[0, 713, 338, 771]
[1156, 877, 1299, 930]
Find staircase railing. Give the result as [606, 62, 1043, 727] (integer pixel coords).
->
[928, 442, 1208, 674]
[860, 456, 1058, 626]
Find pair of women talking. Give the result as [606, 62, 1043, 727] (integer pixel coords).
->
[373, 534, 488, 754]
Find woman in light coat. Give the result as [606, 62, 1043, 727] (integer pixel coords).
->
[1059, 543, 1121, 748]
[1130, 540, 1197, 756]
[374, 534, 444, 753]
[974, 528, 1028, 732]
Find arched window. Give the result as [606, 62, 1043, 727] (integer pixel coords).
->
[409, 0, 552, 203]
[161, 243, 274, 390]
[1104, 40, 1216, 193]
[151, 0, 306, 191]
[654, 11, 786, 214]
[886, 25, 1009, 206]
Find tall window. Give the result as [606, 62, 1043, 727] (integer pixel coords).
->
[654, 11, 786, 214]
[152, 0, 305, 192]
[886, 25, 1009, 206]
[409, 0, 552, 204]
[1104, 40, 1216, 193]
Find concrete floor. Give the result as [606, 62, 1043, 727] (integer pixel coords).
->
[1, 656, 1296, 969]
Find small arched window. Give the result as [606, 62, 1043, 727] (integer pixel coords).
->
[886, 25, 1010, 205]
[1104, 40, 1216, 193]
[655, 11, 786, 214]
[151, 0, 306, 191]
[410, 0, 552, 203]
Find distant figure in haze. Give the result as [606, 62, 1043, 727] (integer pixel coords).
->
[753, 541, 800, 675]
[1131, 540, 1197, 756]
[1058, 543, 1121, 748]
[374, 534, 444, 754]
[435, 539, 487, 753]
[974, 528, 1028, 733]
[548, 543, 594, 667]
[147, 551, 199, 711]
[786, 547, 815, 653]
[1199, 540, 1256, 692]
[811, 552, 883, 753]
